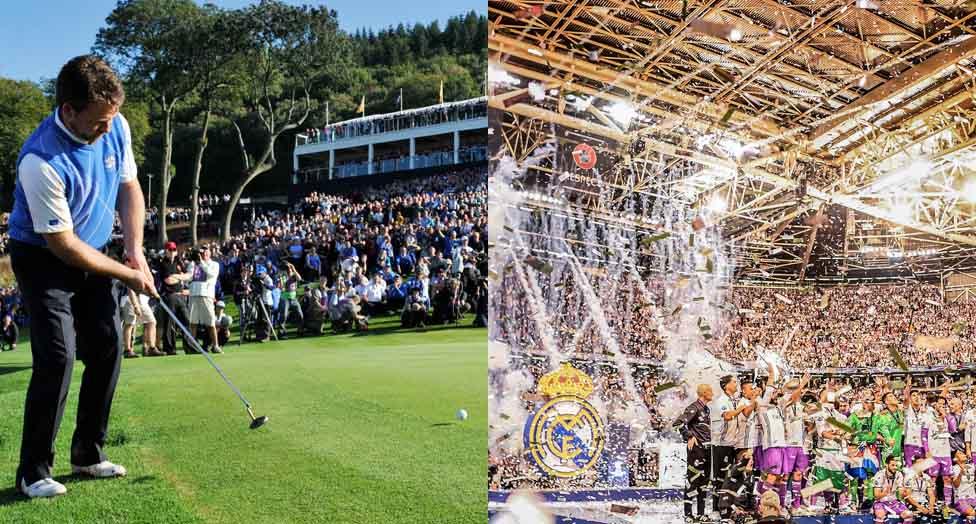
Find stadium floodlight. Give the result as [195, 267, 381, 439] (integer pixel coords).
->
[607, 101, 637, 128]
[488, 62, 520, 86]
[707, 193, 728, 214]
[874, 159, 933, 192]
[964, 177, 976, 203]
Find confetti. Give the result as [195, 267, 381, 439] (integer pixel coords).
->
[912, 458, 937, 474]
[642, 232, 671, 245]
[524, 256, 553, 274]
[774, 293, 793, 305]
[655, 382, 680, 393]
[826, 417, 855, 434]
[889, 346, 909, 371]
[609, 504, 639, 516]
[801, 479, 836, 498]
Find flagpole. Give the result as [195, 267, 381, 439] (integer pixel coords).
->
[399, 88, 403, 112]
[326, 101, 330, 127]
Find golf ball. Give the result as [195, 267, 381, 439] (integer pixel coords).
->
[456, 409, 468, 421]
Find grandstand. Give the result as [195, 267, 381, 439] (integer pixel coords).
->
[489, 1, 976, 523]
[292, 97, 487, 195]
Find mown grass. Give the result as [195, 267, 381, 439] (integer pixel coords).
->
[0, 315, 486, 523]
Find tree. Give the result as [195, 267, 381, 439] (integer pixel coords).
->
[219, 0, 351, 242]
[0, 79, 50, 210]
[95, 0, 204, 247]
[184, 5, 246, 245]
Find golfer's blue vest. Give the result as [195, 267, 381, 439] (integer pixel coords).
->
[10, 111, 127, 249]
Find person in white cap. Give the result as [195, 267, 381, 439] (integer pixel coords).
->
[214, 301, 232, 347]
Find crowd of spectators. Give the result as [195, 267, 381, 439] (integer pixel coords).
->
[496, 274, 976, 370]
[129, 166, 488, 355]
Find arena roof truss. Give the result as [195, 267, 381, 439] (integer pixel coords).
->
[489, 0, 976, 283]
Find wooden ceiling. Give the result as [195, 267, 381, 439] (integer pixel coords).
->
[489, 0, 976, 283]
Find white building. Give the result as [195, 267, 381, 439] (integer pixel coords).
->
[293, 97, 487, 183]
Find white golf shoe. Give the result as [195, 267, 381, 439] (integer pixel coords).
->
[71, 460, 127, 478]
[20, 477, 67, 498]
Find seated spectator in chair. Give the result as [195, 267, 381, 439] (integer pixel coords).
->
[364, 274, 387, 316]
[401, 288, 429, 328]
[214, 301, 233, 347]
[0, 314, 18, 351]
[299, 288, 327, 336]
[387, 275, 408, 313]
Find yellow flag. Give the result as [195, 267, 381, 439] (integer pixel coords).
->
[438, 80, 444, 104]
[357, 95, 365, 116]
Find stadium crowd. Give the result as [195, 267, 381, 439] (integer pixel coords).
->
[496, 276, 976, 370]
[119, 166, 488, 357]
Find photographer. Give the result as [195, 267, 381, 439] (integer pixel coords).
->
[186, 244, 220, 353]
[253, 265, 275, 342]
[155, 242, 191, 355]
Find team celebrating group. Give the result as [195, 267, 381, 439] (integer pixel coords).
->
[676, 366, 976, 523]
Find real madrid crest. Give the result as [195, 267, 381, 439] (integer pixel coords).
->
[523, 363, 605, 478]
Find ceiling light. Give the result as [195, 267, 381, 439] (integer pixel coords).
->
[607, 101, 637, 128]
[707, 193, 728, 214]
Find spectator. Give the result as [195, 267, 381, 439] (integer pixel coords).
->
[186, 244, 221, 353]
[402, 288, 428, 328]
[278, 262, 303, 336]
[0, 314, 18, 351]
[364, 273, 387, 316]
[121, 288, 161, 358]
[214, 301, 232, 347]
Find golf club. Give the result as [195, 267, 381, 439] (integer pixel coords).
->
[156, 298, 268, 429]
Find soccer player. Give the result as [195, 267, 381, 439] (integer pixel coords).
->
[710, 375, 742, 513]
[875, 392, 904, 464]
[872, 455, 912, 524]
[903, 378, 931, 468]
[953, 450, 976, 523]
[756, 366, 801, 508]
[848, 393, 881, 511]
[780, 377, 811, 512]
[813, 390, 850, 513]
[929, 394, 956, 510]
[902, 467, 936, 519]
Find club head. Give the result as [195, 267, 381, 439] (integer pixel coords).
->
[249, 415, 269, 430]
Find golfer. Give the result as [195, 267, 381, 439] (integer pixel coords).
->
[8, 55, 155, 498]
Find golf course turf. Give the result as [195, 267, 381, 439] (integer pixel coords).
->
[0, 315, 487, 523]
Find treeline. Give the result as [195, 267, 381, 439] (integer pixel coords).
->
[352, 11, 487, 65]
[0, 0, 486, 248]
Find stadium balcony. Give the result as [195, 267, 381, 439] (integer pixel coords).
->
[293, 97, 487, 183]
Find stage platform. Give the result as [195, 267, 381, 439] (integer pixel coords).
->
[489, 489, 970, 523]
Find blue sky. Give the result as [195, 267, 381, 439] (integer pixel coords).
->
[0, 1, 486, 82]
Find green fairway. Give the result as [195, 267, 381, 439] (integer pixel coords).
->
[0, 316, 486, 524]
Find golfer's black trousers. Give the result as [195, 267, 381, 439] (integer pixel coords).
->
[10, 240, 122, 486]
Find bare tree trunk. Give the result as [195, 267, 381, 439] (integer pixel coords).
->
[189, 101, 212, 246]
[156, 97, 176, 248]
[220, 164, 272, 243]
